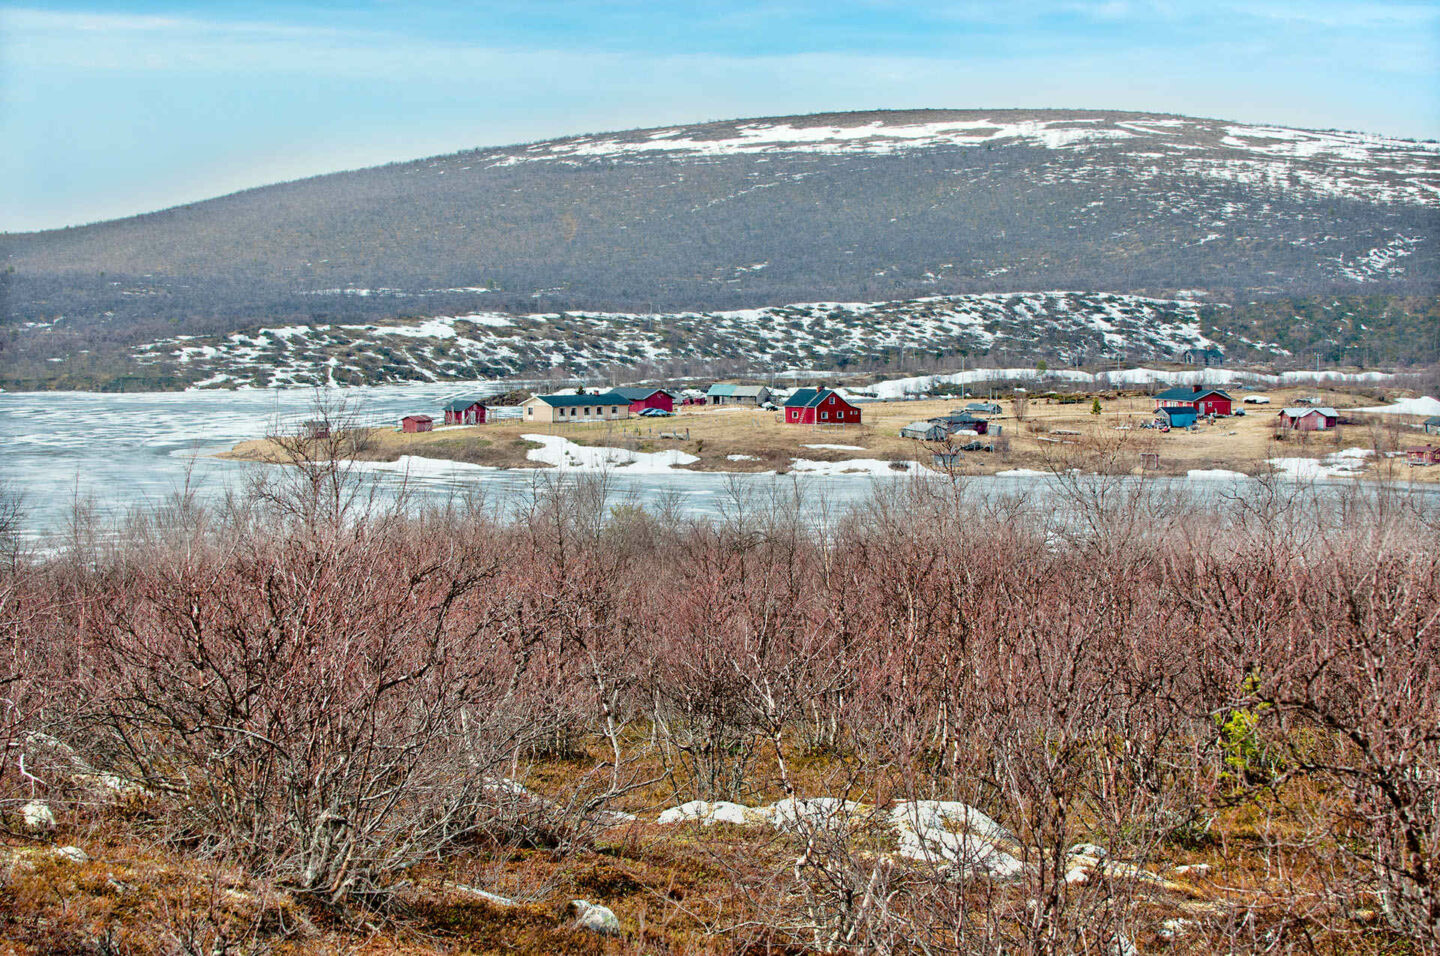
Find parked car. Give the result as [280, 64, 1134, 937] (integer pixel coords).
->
[638, 407, 674, 417]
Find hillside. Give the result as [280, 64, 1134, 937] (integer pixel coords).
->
[3, 109, 1438, 388]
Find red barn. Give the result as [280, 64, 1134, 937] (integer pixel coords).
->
[613, 387, 675, 414]
[1153, 385, 1233, 417]
[442, 397, 487, 425]
[400, 414, 433, 433]
[784, 388, 862, 425]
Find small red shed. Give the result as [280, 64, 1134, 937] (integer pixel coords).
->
[1278, 407, 1339, 431]
[442, 398, 487, 425]
[613, 387, 675, 414]
[400, 414, 434, 433]
[784, 388, 862, 425]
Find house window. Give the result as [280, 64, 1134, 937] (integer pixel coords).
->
[821, 411, 828, 421]
[583, 407, 591, 416]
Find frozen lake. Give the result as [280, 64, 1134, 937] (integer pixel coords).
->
[3, 384, 1436, 540]
[0, 384, 947, 538]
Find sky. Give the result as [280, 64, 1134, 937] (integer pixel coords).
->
[3, 1, 1438, 232]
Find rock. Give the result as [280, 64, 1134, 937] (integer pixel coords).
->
[896, 828, 1026, 882]
[451, 883, 517, 907]
[76, 772, 149, 800]
[570, 899, 619, 935]
[23, 733, 92, 774]
[1069, 842, 1109, 860]
[20, 800, 55, 833]
[1099, 861, 1170, 885]
[892, 800, 1015, 847]
[1171, 863, 1211, 878]
[656, 800, 756, 827]
[1065, 866, 1091, 885]
[52, 845, 88, 864]
[770, 797, 864, 832]
[1159, 918, 1196, 940]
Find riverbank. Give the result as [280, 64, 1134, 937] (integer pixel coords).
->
[218, 385, 1440, 483]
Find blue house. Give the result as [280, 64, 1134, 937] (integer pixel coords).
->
[1158, 406, 1198, 428]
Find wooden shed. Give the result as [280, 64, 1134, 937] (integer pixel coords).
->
[442, 398, 487, 425]
[400, 414, 434, 434]
[1278, 407, 1339, 431]
[612, 387, 675, 414]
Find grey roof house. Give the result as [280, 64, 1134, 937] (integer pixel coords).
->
[706, 383, 771, 405]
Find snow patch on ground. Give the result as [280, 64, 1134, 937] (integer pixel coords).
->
[788, 458, 920, 476]
[803, 443, 865, 451]
[1187, 469, 1249, 480]
[523, 434, 699, 473]
[1268, 448, 1373, 480]
[1357, 396, 1440, 416]
[349, 455, 499, 478]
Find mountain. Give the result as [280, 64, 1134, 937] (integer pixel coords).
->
[3, 109, 1437, 389]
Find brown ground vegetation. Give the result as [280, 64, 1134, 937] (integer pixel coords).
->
[1, 464, 1437, 953]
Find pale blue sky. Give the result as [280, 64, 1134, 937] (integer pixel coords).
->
[3, 1, 1437, 231]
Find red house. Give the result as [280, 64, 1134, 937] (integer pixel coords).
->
[784, 388, 862, 425]
[400, 414, 434, 433]
[1277, 407, 1339, 431]
[442, 397, 487, 425]
[613, 387, 675, 414]
[1153, 385, 1233, 417]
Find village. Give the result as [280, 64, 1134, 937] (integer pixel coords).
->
[233, 375, 1440, 481]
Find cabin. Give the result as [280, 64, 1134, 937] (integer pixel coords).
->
[301, 419, 330, 440]
[441, 397, 487, 425]
[901, 421, 949, 441]
[1154, 385, 1233, 417]
[1156, 406, 1199, 429]
[1278, 407, 1339, 431]
[400, 414, 434, 434]
[678, 388, 708, 406]
[933, 411, 990, 435]
[521, 392, 631, 424]
[1426, 417, 1440, 436]
[707, 383, 771, 406]
[1406, 446, 1440, 466]
[612, 387, 675, 414]
[965, 402, 1003, 415]
[784, 388, 862, 425]
[1180, 347, 1225, 367]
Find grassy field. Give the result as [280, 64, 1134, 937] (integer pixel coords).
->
[220, 385, 1440, 482]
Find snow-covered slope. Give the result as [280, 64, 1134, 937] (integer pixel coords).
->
[506, 114, 1440, 208]
[136, 292, 1223, 389]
